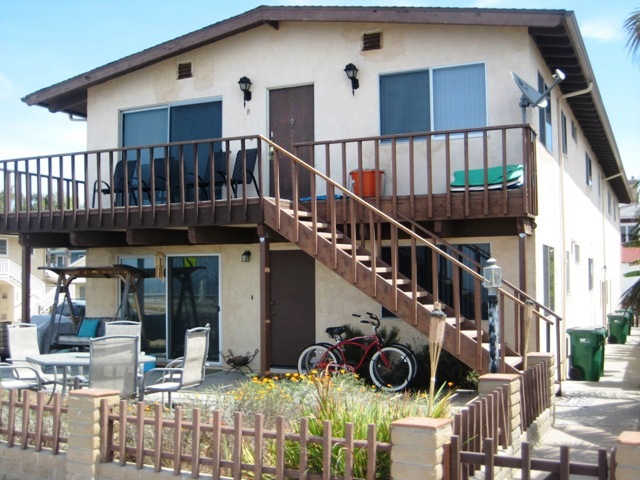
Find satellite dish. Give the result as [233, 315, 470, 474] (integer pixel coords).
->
[511, 69, 565, 123]
[511, 72, 548, 108]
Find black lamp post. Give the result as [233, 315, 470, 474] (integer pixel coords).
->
[483, 257, 502, 373]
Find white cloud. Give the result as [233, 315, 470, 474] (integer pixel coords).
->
[581, 18, 624, 42]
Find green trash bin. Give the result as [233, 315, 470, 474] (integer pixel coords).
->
[567, 327, 607, 381]
[615, 309, 634, 336]
[607, 314, 629, 344]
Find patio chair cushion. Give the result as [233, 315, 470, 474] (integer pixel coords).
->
[77, 318, 101, 337]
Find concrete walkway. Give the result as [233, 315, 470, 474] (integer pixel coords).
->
[529, 326, 640, 476]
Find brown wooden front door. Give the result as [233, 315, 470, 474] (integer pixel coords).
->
[269, 250, 315, 368]
[269, 85, 314, 199]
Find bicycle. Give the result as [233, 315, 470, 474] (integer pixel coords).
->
[296, 312, 417, 392]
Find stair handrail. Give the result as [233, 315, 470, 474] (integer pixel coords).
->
[397, 213, 561, 325]
[261, 134, 552, 320]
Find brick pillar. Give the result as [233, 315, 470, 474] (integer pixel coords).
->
[66, 389, 120, 480]
[390, 417, 452, 480]
[478, 373, 522, 452]
[615, 431, 640, 480]
[527, 353, 556, 410]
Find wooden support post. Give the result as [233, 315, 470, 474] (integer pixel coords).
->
[21, 242, 32, 323]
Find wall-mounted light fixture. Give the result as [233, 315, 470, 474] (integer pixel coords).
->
[241, 250, 252, 263]
[344, 63, 359, 95]
[238, 76, 252, 107]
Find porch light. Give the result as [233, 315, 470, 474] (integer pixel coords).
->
[238, 76, 252, 106]
[344, 63, 359, 95]
[241, 250, 251, 263]
[482, 257, 502, 291]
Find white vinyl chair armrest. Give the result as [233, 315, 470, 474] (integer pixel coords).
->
[0, 362, 43, 390]
[142, 367, 184, 386]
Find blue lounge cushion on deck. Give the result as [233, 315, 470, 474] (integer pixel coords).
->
[299, 194, 345, 202]
[450, 164, 523, 192]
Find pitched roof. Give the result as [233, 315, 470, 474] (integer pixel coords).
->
[21, 5, 632, 203]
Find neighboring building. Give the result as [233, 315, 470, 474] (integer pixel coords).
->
[620, 199, 639, 300]
[2, 6, 632, 378]
[0, 235, 48, 321]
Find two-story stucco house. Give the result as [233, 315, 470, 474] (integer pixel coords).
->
[3, 6, 631, 379]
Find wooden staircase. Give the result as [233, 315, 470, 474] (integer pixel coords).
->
[263, 198, 522, 374]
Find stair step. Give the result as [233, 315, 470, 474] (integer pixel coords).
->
[282, 208, 312, 218]
[400, 290, 429, 298]
[355, 255, 371, 261]
[505, 356, 522, 367]
[383, 278, 411, 285]
[300, 220, 330, 229]
[318, 232, 344, 239]
[335, 243, 354, 250]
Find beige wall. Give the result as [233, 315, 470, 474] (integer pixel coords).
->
[79, 18, 623, 373]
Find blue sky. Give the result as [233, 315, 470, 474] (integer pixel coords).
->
[1, 0, 638, 178]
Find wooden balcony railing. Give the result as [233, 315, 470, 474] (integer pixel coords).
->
[0, 124, 535, 232]
[294, 124, 537, 221]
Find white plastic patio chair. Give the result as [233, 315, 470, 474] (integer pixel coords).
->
[139, 324, 210, 405]
[7, 323, 60, 392]
[88, 335, 139, 399]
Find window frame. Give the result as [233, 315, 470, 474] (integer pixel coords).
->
[585, 154, 593, 187]
[0, 238, 7, 256]
[379, 62, 488, 138]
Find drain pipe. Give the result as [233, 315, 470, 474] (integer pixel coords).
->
[556, 82, 593, 381]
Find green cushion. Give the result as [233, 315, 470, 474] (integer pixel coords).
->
[451, 164, 523, 189]
[77, 318, 101, 338]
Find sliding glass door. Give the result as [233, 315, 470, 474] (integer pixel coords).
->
[167, 255, 220, 362]
[119, 254, 221, 362]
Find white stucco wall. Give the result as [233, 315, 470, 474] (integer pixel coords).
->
[76, 17, 625, 373]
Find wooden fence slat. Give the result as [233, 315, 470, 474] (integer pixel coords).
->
[521, 441, 531, 480]
[118, 400, 127, 465]
[323, 420, 332, 480]
[136, 401, 145, 469]
[254, 413, 264, 480]
[211, 409, 222, 479]
[484, 438, 494, 480]
[34, 392, 44, 451]
[298, 417, 308, 480]
[7, 390, 17, 447]
[366, 423, 376, 480]
[153, 403, 163, 471]
[233, 411, 243, 480]
[173, 406, 183, 476]
[52, 392, 62, 455]
[20, 390, 31, 449]
[99, 398, 110, 462]
[560, 445, 570, 479]
[344, 423, 354, 480]
[276, 415, 285, 480]
[450, 436, 461, 480]
[191, 407, 201, 479]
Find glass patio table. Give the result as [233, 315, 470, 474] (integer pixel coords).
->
[26, 351, 155, 396]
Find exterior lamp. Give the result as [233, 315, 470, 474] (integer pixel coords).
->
[238, 76, 252, 106]
[241, 250, 251, 263]
[482, 257, 502, 292]
[343, 63, 359, 95]
[483, 257, 502, 373]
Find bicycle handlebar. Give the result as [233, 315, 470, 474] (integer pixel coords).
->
[352, 312, 381, 331]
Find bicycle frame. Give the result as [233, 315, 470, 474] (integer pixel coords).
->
[318, 313, 387, 373]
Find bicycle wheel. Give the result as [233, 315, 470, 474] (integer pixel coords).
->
[369, 346, 414, 392]
[389, 343, 418, 381]
[297, 343, 341, 374]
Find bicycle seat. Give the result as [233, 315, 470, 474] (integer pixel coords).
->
[326, 326, 346, 337]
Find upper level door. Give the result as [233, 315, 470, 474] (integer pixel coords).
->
[268, 85, 314, 199]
